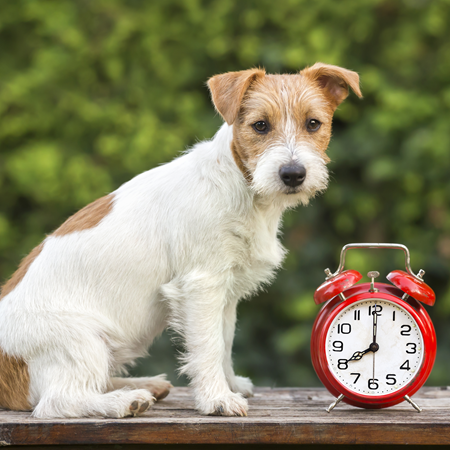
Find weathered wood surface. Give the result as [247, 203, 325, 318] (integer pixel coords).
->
[1, 386, 450, 446]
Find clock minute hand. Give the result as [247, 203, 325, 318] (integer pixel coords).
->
[372, 304, 378, 345]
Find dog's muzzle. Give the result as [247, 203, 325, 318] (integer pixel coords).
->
[279, 164, 307, 188]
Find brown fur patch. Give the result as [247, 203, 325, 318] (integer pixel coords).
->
[53, 194, 114, 237]
[207, 68, 266, 125]
[300, 62, 363, 108]
[230, 141, 252, 182]
[0, 243, 44, 299]
[1, 195, 113, 298]
[0, 350, 31, 411]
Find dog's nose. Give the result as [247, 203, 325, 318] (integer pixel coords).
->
[279, 164, 307, 187]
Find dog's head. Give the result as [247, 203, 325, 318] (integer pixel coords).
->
[208, 63, 362, 207]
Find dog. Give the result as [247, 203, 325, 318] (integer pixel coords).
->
[0, 63, 361, 418]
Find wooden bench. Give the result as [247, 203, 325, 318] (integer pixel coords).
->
[0, 386, 449, 447]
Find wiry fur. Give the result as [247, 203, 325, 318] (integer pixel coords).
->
[0, 64, 361, 418]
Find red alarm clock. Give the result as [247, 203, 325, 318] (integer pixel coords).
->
[311, 243, 436, 412]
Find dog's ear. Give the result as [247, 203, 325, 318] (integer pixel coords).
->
[300, 63, 362, 109]
[207, 68, 266, 125]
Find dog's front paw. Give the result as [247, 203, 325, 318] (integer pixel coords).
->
[198, 392, 248, 417]
[229, 375, 254, 398]
[125, 389, 156, 417]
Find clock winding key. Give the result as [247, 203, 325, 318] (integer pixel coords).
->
[368, 271, 380, 293]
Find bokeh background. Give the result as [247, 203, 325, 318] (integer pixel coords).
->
[1, 0, 449, 388]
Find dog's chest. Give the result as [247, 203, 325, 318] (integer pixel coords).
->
[224, 210, 286, 296]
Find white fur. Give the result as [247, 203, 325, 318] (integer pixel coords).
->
[0, 122, 328, 418]
[251, 143, 329, 205]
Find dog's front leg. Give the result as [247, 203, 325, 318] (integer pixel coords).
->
[222, 298, 254, 398]
[163, 273, 248, 416]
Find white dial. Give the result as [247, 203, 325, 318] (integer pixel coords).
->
[326, 299, 424, 396]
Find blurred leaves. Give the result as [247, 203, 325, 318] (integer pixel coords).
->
[1, 0, 450, 386]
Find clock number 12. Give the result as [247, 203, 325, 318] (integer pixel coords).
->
[368, 305, 383, 316]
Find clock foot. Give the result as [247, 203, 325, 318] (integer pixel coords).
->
[404, 395, 422, 412]
[326, 394, 344, 413]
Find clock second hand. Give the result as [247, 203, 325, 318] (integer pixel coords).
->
[373, 348, 375, 381]
[372, 303, 378, 381]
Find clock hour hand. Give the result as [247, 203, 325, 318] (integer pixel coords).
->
[346, 340, 380, 362]
[346, 348, 371, 362]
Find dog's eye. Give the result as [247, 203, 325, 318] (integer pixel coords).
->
[252, 121, 269, 133]
[306, 119, 321, 132]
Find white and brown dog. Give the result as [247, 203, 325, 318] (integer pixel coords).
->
[0, 63, 361, 418]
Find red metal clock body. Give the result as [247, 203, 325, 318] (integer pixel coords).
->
[311, 243, 436, 411]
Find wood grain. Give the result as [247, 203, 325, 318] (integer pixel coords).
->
[0, 387, 449, 445]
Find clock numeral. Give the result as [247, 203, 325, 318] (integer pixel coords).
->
[350, 373, 360, 384]
[400, 325, 411, 336]
[337, 323, 351, 334]
[392, 311, 396, 321]
[337, 359, 348, 370]
[400, 360, 411, 371]
[386, 374, 397, 385]
[406, 343, 417, 354]
[354, 310, 360, 321]
[368, 378, 379, 390]
[368, 305, 383, 316]
[332, 341, 343, 352]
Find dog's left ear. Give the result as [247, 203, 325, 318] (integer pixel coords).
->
[301, 63, 362, 109]
[207, 68, 266, 125]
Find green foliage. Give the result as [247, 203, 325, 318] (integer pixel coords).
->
[1, 0, 449, 387]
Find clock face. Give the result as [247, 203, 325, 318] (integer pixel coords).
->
[325, 299, 424, 396]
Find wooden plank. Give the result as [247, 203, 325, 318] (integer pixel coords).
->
[0, 387, 450, 445]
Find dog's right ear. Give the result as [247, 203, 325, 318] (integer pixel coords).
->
[207, 69, 266, 125]
[300, 63, 362, 110]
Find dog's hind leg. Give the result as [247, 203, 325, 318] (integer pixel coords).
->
[108, 374, 172, 400]
[33, 386, 155, 419]
[28, 335, 155, 418]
